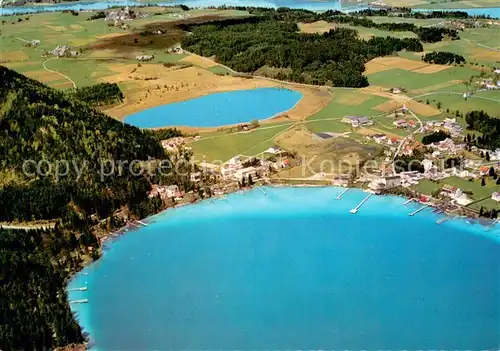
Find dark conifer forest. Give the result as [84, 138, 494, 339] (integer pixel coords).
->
[181, 14, 423, 87]
[0, 66, 190, 350]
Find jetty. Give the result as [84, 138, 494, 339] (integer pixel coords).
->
[336, 188, 350, 200]
[68, 287, 88, 292]
[70, 299, 88, 304]
[436, 217, 449, 224]
[409, 204, 430, 216]
[350, 193, 373, 214]
[403, 198, 414, 205]
[255, 185, 267, 195]
[136, 220, 148, 226]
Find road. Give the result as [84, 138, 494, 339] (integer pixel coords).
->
[43, 58, 77, 88]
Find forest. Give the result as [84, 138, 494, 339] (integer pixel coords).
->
[0, 227, 88, 350]
[0, 66, 192, 350]
[70, 82, 124, 106]
[421, 131, 451, 144]
[422, 51, 466, 65]
[465, 110, 500, 149]
[181, 17, 423, 87]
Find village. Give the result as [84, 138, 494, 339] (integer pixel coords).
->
[147, 106, 500, 223]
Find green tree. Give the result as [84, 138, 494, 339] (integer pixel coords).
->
[481, 177, 486, 186]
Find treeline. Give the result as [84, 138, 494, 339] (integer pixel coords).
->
[70, 82, 123, 106]
[422, 51, 466, 64]
[0, 227, 88, 351]
[181, 17, 422, 87]
[87, 11, 105, 20]
[212, 6, 481, 20]
[416, 27, 459, 43]
[465, 110, 500, 149]
[325, 15, 459, 43]
[422, 130, 451, 144]
[150, 128, 183, 141]
[351, 8, 479, 19]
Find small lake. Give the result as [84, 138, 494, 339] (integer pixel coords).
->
[2, 0, 500, 18]
[123, 87, 303, 128]
[68, 187, 500, 351]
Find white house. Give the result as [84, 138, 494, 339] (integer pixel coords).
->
[342, 116, 373, 127]
[372, 134, 387, 144]
[492, 192, 500, 202]
[265, 146, 283, 155]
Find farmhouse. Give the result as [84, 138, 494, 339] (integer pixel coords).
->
[372, 134, 387, 144]
[233, 167, 258, 182]
[492, 192, 500, 202]
[51, 45, 71, 57]
[342, 116, 373, 127]
[265, 146, 284, 155]
[136, 55, 154, 62]
[393, 119, 410, 129]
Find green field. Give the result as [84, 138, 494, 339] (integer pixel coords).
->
[0, 7, 245, 88]
[305, 90, 389, 133]
[208, 65, 234, 76]
[368, 66, 478, 91]
[190, 124, 291, 162]
[340, 24, 418, 40]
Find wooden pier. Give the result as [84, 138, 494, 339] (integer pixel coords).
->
[403, 198, 414, 205]
[336, 188, 350, 200]
[255, 185, 267, 195]
[68, 287, 88, 292]
[70, 299, 88, 304]
[350, 193, 373, 214]
[136, 220, 148, 227]
[436, 217, 449, 224]
[409, 204, 430, 216]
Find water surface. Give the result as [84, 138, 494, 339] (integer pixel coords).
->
[123, 87, 303, 128]
[68, 187, 500, 350]
[2, 0, 500, 17]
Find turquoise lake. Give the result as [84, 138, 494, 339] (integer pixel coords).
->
[68, 187, 500, 351]
[123, 87, 303, 128]
[2, 0, 500, 17]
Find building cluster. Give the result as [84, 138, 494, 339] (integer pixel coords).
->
[481, 78, 500, 90]
[342, 116, 373, 127]
[149, 184, 183, 200]
[393, 119, 415, 129]
[51, 45, 79, 57]
[136, 55, 154, 62]
[368, 174, 401, 192]
[161, 137, 187, 153]
[421, 118, 463, 136]
[104, 6, 149, 27]
[197, 149, 290, 184]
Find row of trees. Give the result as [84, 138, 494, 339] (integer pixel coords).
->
[421, 130, 451, 145]
[181, 17, 423, 87]
[0, 227, 88, 350]
[422, 51, 466, 65]
[465, 110, 500, 149]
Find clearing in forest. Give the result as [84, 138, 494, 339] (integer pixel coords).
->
[298, 21, 336, 34]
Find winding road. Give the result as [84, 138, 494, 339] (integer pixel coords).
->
[14, 36, 77, 88]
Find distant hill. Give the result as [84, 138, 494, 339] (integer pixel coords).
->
[0, 65, 165, 223]
[0, 66, 183, 350]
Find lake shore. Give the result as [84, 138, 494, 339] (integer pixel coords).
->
[67, 184, 499, 350]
